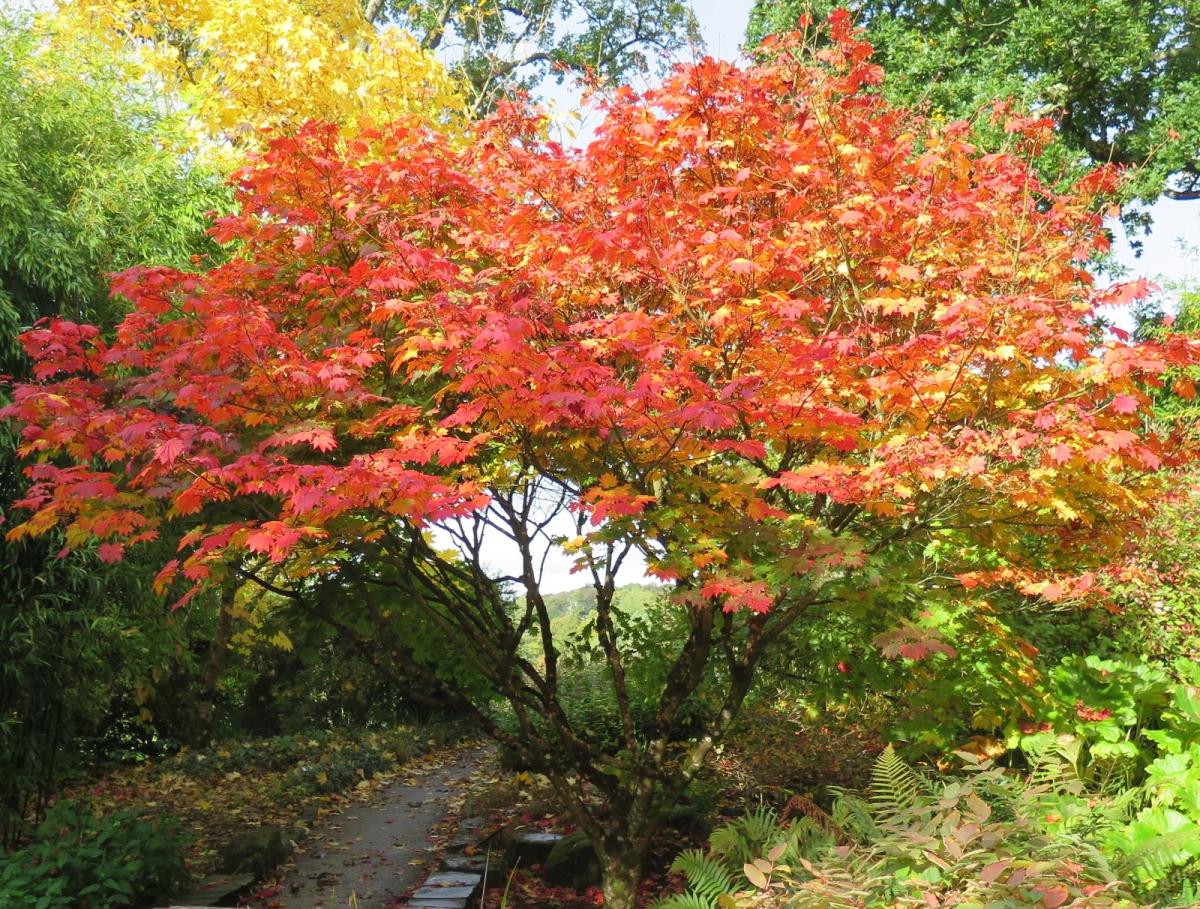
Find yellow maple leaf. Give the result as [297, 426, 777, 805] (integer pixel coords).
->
[269, 630, 294, 652]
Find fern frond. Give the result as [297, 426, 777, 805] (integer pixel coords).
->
[708, 823, 747, 863]
[738, 806, 781, 848]
[1120, 826, 1200, 883]
[1027, 756, 1070, 791]
[668, 848, 733, 902]
[546, 830, 591, 867]
[651, 892, 719, 909]
[869, 745, 925, 820]
[1162, 867, 1200, 908]
[781, 816, 837, 862]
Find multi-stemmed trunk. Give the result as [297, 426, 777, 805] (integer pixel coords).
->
[248, 481, 827, 907]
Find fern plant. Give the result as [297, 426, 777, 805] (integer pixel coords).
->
[709, 807, 783, 866]
[1107, 805, 1200, 898]
[657, 849, 735, 909]
[791, 750, 1139, 908]
[652, 806, 836, 909]
[658, 748, 1146, 909]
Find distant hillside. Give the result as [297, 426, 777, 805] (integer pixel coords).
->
[528, 583, 664, 620]
[516, 583, 665, 658]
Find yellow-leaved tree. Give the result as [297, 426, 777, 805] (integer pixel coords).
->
[54, 0, 464, 148]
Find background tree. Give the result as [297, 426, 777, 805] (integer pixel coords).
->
[0, 12, 227, 844]
[1135, 252, 1200, 422]
[747, 1, 1200, 215]
[369, 0, 701, 112]
[57, 0, 465, 147]
[7, 18, 1200, 906]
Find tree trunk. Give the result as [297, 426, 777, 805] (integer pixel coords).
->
[191, 594, 234, 745]
[600, 848, 646, 909]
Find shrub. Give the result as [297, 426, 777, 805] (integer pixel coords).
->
[171, 726, 425, 781]
[0, 799, 189, 908]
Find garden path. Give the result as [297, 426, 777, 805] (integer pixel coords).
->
[262, 746, 484, 909]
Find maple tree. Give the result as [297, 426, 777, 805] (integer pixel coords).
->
[7, 16, 1200, 904]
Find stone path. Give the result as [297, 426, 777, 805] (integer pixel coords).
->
[267, 748, 485, 909]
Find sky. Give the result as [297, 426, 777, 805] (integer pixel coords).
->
[693, 0, 755, 60]
[440, 0, 1199, 594]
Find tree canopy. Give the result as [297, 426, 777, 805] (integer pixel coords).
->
[57, 0, 465, 146]
[747, 1, 1200, 208]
